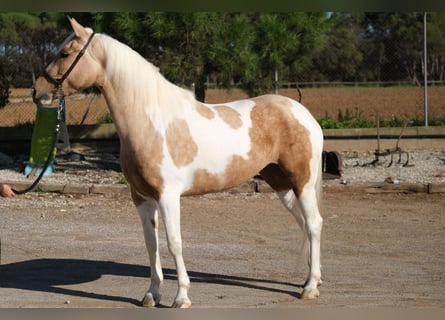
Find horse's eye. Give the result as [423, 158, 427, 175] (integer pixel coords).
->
[60, 52, 69, 58]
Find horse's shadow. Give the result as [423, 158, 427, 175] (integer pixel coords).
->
[0, 258, 301, 306]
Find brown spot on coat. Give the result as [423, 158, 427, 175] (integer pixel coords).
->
[120, 117, 165, 202]
[166, 119, 198, 167]
[215, 105, 243, 129]
[195, 102, 215, 119]
[249, 96, 312, 195]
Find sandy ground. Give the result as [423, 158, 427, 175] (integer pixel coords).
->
[0, 190, 443, 308]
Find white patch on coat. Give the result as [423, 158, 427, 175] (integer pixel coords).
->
[159, 99, 256, 194]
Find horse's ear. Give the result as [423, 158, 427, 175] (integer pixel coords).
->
[68, 16, 90, 39]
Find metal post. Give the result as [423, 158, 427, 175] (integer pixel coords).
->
[274, 66, 278, 95]
[424, 12, 428, 127]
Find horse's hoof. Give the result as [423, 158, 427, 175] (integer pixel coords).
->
[172, 298, 192, 308]
[141, 293, 161, 307]
[300, 288, 320, 300]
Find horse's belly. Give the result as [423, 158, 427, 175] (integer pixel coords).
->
[181, 154, 270, 196]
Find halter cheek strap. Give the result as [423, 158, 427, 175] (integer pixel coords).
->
[42, 32, 95, 90]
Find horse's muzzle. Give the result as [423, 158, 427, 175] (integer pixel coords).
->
[33, 77, 56, 105]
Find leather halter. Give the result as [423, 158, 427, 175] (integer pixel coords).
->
[42, 32, 95, 90]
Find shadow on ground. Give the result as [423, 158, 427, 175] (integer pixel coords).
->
[0, 258, 301, 306]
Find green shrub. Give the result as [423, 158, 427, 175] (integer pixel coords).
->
[97, 113, 114, 124]
[318, 107, 445, 129]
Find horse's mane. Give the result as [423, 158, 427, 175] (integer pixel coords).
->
[95, 33, 196, 123]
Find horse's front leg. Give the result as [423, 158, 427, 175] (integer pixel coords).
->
[158, 192, 191, 308]
[135, 196, 164, 307]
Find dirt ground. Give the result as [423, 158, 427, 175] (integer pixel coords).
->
[0, 189, 444, 308]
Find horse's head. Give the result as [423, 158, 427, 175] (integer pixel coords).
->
[34, 17, 101, 105]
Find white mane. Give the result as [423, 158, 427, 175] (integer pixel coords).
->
[94, 33, 196, 123]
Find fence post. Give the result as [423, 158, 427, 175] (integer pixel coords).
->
[424, 12, 428, 127]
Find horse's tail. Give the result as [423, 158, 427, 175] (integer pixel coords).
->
[316, 152, 323, 214]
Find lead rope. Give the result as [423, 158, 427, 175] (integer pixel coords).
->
[12, 87, 65, 195]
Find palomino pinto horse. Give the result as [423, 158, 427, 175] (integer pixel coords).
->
[33, 18, 324, 308]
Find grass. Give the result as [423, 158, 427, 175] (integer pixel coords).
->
[317, 107, 445, 129]
[97, 113, 114, 124]
[118, 174, 128, 185]
[318, 108, 374, 129]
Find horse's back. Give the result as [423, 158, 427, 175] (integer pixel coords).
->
[230, 94, 322, 151]
[213, 94, 321, 134]
[199, 93, 323, 161]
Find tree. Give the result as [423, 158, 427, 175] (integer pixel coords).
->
[247, 12, 330, 96]
[208, 13, 258, 88]
[251, 13, 297, 94]
[210, 13, 330, 97]
[147, 12, 221, 102]
[309, 13, 363, 82]
[390, 13, 424, 85]
[82, 12, 221, 102]
[359, 13, 425, 84]
[0, 12, 69, 88]
[0, 57, 10, 108]
[426, 12, 445, 81]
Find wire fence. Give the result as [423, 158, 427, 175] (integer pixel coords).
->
[1, 82, 444, 128]
[0, 89, 110, 127]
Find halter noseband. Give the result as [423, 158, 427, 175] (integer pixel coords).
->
[42, 32, 95, 94]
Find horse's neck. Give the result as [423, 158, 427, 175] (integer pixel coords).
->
[96, 36, 196, 140]
[99, 67, 193, 144]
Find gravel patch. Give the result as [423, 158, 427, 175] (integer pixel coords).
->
[328, 150, 445, 186]
[1, 150, 444, 190]
[0, 151, 125, 186]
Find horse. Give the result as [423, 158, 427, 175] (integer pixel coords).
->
[33, 17, 324, 308]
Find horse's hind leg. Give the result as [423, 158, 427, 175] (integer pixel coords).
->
[132, 191, 164, 307]
[261, 162, 323, 299]
[296, 185, 323, 299]
[260, 165, 313, 288]
[275, 189, 311, 270]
